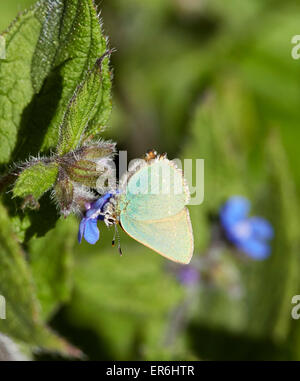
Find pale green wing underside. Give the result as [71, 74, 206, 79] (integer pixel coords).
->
[121, 159, 190, 221]
[120, 208, 194, 264]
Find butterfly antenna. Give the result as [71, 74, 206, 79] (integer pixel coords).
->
[112, 224, 123, 256]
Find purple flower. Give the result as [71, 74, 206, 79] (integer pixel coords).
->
[177, 265, 200, 286]
[220, 196, 274, 260]
[78, 193, 112, 244]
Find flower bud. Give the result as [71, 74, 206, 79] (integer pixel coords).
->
[63, 159, 101, 188]
[53, 169, 74, 217]
[79, 141, 116, 160]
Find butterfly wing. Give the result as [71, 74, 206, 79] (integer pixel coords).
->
[120, 208, 194, 264]
[120, 159, 190, 221]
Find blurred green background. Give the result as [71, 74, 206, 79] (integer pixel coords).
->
[1, 0, 300, 360]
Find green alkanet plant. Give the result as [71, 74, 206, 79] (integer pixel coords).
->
[0, 0, 115, 219]
[0, 0, 115, 356]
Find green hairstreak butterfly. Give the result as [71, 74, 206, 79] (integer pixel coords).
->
[78, 151, 194, 264]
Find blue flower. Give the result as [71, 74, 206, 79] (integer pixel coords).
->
[78, 193, 112, 244]
[220, 196, 274, 260]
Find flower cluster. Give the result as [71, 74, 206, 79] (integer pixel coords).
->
[53, 141, 116, 217]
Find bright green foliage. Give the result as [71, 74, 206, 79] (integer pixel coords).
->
[40, 0, 111, 151]
[0, 0, 111, 164]
[0, 3, 41, 163]
[13, 162, 58, 201]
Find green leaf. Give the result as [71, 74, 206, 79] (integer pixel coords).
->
[57, 57, 110, 155]
[0, 202, 78, 356]
[13, 162, 58, 201]
[29, 216, 76, 321]
[0, 0, 111, 164]
[0, 2, 43, 164]
[85, 58, 112, 138]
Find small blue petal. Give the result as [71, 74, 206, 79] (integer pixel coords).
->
[237, 238, 271, 260]
[220, 196, 251, 229]
[86, 193, 113, 218]
[249, 217, 274, 240]
[219, 196, 274, 260]
[78, 218, 87, 243]
[84, 219, 100, 244]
